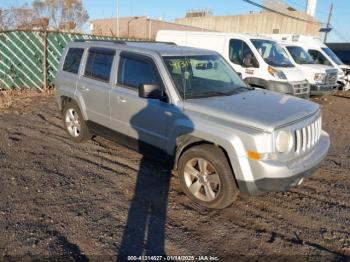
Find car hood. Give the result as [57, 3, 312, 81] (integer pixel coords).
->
[275, 66, 306, 82]
[183, 89, 319, 132]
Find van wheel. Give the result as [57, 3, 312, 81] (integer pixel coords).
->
[178, 144, 239, 209]
[62, 101, 90, 143]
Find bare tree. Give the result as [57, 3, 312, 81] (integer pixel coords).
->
[0, 0, 89, 31]
[0, 9, 11, 30]
[32, 0, 89, 31]
[0, 6, 33, 30]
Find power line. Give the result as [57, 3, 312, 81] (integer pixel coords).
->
[242, 0, 324, 25]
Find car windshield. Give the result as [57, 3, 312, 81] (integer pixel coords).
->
[251, 39, 294, 67]
[163, 55, 249, 99]
[286, 46, 315, 64]
[322, 47, 343, 65]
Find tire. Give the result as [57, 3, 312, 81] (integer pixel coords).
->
[178, 144, 239, 209]
[62, 101, 90, 143]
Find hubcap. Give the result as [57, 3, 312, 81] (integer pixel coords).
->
[183, 158, 221, 202]
[65, 108, 81, 138]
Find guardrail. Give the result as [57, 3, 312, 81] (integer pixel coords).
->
[0, 30, 139, 91]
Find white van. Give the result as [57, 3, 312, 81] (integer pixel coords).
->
[277, 41, 338, 95]
[157, 30, 310, 99]
[268, 34, 350, 91]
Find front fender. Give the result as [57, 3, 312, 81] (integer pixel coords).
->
[169, 120, 255, 182]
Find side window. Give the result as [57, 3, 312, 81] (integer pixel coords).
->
[229, 39, 243, 65]
[118, 56, 159, 89]
[242, 41, 257, 66]
[308, 49, 331, 66]
[84, 49, 115, 82]
[229, 39, 258, 67]
[63, 48, 84, 74]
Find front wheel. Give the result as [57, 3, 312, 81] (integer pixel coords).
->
[178, 144, 239, 209]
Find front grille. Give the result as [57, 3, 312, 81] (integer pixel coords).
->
[294, 117, 321, 154]
[293, 82, 310, 95]
[326, 71, 338, 85]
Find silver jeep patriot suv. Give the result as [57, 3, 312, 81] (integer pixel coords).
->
[55, 40, 330, 209]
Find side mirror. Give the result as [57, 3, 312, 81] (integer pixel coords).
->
[138, 84, 164, 99]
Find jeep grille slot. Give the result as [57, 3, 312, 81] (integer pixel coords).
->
[294, 117, 321, 154]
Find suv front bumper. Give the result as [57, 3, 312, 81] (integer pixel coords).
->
[310, 84, 338, 96]
[237, 131, 330, 196]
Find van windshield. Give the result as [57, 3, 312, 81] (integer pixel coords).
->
[322, 47, 343, 65]
[286, 46, 315, 64]
[251, 39, 294, 67]
[163, 54, 249, 99]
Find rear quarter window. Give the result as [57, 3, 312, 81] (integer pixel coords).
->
[84, 49, 115, 82]
[63, 48, 84, 74]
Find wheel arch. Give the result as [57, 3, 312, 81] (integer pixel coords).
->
[60, 94, 88, 121]
[174, 135, 240, 188]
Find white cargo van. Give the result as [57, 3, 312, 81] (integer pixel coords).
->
[157, 30, 310, 99]
[268, 34, 350, 91]
[277, 41, 338, 95]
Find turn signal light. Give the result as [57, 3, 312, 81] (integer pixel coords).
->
[247, 151, 261, 160]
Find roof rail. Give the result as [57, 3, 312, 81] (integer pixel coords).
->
[125, 41, 177, 45]
[74, 39, 126, 44]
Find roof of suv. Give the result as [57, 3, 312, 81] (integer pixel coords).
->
[69, 40, 217, 56]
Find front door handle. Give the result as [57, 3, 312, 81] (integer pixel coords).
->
[117, 96, 126, 103]
[81, 86, 89, 92]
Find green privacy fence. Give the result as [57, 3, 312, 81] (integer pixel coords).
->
[0, 30, 137, 91]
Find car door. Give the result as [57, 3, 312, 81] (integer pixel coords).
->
[56, 47, 85, 95]
[109, 52, 172, 150]
[77, 47, 115, 127]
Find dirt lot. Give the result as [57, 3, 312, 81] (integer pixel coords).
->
[0, 92, 349, 261]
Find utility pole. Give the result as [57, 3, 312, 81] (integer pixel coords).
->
[324, 3, 333, 43]
[116, 0, 119, 37]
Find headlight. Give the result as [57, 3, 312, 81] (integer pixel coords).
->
[276, 131, 294, 153]
[314, 73, 326, 84]
[268, 66, 287, 80]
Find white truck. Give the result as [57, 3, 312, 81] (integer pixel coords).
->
[268, 34, 350, 91]
[157, 30, 310, 99]
[275, 41, 338, 95]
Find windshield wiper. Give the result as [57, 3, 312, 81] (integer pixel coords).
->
[193, 87, 250, 98]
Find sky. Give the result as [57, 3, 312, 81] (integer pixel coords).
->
[1, 0, 349, 42]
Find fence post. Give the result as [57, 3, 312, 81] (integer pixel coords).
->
[42, 30, 48, 91]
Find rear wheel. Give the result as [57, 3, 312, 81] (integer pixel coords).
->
[178, 144, 239, 209]
[62, 101, 90, 143]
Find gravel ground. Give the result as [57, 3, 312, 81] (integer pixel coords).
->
[0, 92, 349, 261]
